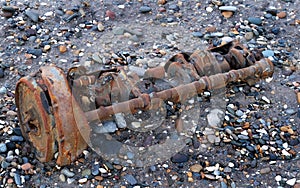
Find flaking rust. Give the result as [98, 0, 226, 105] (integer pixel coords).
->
[15, 40, 274, 166]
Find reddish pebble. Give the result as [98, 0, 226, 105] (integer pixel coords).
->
[106, 10, 116, 20]
[277, 11, 287, 19]
[21, 163, 32, 171]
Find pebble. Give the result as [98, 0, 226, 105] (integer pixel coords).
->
[21, 163, 32, 171]
[285, 109, 296, 115]
[219, 6, 237, 12]
[220, 181, 228, 188]
[114, 113, 127, 129]
[0, 86, 7, 94]
[222, 11, 233, 18]
[92, 164, 100, 176]
[262, 50, 274, 58]
[14, 173, 21, 185]
[0, 68, 4, 78]
[192, 31, 204, 38]
[106, 10, 116, 20]
[1, 161, 10, 168]
[277, 11, 287, 19]
[260, 167, 271, 174]
[171, 153, 189, 163]
[78, 178, 87, 184]
[0, 143, 7, 153]
[59, 174, 66, 182]
[82, 169, 91, 177]
[27, 49, 43, 57]
[248, 17, 262, 25]
[244, 32, 254, 41]
[25, 10, 39, 22]
[139, 6, 152, 13]
[61, 168, 75, 177]
[286, 178, 296, 186]
[59, 45, 67, 53]
[124, 174, 137, 185]
[97, 22, 105, 32]
[11, 136, 24, 142]
[98, 121, 117, 133]
[190, 164, 203, 172]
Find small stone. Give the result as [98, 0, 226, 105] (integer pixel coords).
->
[106, 10, 116, 20]
[221, 11, 233, 18]
[286, 109, 296, 115]
[1, 161, 10, 168]
[0, 143, 7, 153]
[157, 0, 166, 5]
[190, 164, 203, 172]
[139, 6, 152, 13]
[262, 50, 274, 58]
[113, 27, 125, 35]
[115, 113, 127, 129]
[260, 167, 271, 174]
[244, 32, 254, 41]
[97, 22, 105, 32]
[27, 49, 43, 57]
[286, 178, 296, 186]
[14, 173, 21, 185]
[43, 45, 51, 51]
[25, 10, 39, 22]
[0, 86, 7, 94]
[277, 11, 287, 19]
[220, 181, 228, 188]
[275, 175, 282, 182]
[82, 169, 91, 177]
[248, 17, 262, 25]
[171, 153, 189, 163]
[124, 174, 137, 185]
[21, 163, 32, 171]
[11, 136, 24, 142]
[206, 7, 213, 13]
[59, 45, 67, 53]
[62, 168, 75, 177]
[78, 178, 87, 184]
[219, 6, 237, 12]
[59, 174, 66, 182]
[0, 68, 4, 78]
[192, 32, 203, 38]
[206, 26, 216, 32]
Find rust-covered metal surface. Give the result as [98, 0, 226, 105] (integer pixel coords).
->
[15, 40, 274, 166]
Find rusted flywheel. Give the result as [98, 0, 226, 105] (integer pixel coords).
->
[15, 66, 89, 166]
[15, 40, 274, 166]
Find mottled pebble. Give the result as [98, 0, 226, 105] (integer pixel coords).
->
[59, 174, 66, 182]
[245, 32, 254, 41]
[21, 163, 32, 171]
[277, 11, 287, 19]
[59, 45, 67, 53]
[82, 169, 91, 177]
[124, 174, 137, 185]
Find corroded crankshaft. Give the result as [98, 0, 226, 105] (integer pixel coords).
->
[15, 40, 274, 166]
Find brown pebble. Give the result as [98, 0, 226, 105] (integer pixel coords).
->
[21, 163, 32, 171]
[243, 122, 250, 129]
[297, 92, 300, 104]
[260, 167, 271, 174]
[59, 45, 67, 53]
[294, 183, 300, 188]
[95, 176, 103, 181]
[7, 178, 14, 184]
[206, 26, 216, 32]
[222, 11, 233, 18]
[187, 171, 193, 177]
[1, 11, 13, 18]
[190, 164, 203, 172]
[277, 11, 287, 19]
[157, 0, 166, 5]
[106, 10, 116, 20]
[65, 10, 74, 15]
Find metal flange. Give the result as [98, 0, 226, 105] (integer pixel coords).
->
[16, 66, 89, 166]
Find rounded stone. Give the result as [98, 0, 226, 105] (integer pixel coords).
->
[248, 17, 262, 25]
[139, 6, 152, 13]
[171, 153, 189, 163]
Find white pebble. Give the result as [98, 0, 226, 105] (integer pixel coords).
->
[206, 7, 213, 12]
[275, 175, 282, 182]
[286, 178, 296, 186]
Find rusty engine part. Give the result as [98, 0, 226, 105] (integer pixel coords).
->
[15, 40, 274, 166]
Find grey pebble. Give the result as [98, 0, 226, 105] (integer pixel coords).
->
[0, 86, 7, 94]
[102, 121, 117, 133]
[0, 143, 7, 153]
[220, 181, 228, 188]
[114, 113, 127, 129]
[171, 153, 189, 163]
[127, 152, 134, 159]
[235, 110, 244, 117]
[248, 17, 262, 25]
[113, 27, 125, 35]
[11, 136, 24, 142]
[210, 32, 224, 37]
[14, 173, 21, 185]
[124, 174, 137, 185]
[1, 161, 10, 169]
[238, 135, 249, 140]
[62, 168, 75, 177]
[2, 6, 16, 13]
[25, 10, 39, 22]
[219, 6, 237, 12]
[192, 32, 203, 38]
[139, 6, 152, 13]
[92, 164, 100, 176]
[81, 169, 91, 177]
[286, 109, 296, 115]
[262, 50, 274, 58]
[27, 49, 43, 57]
[260, 167, 271, 174]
